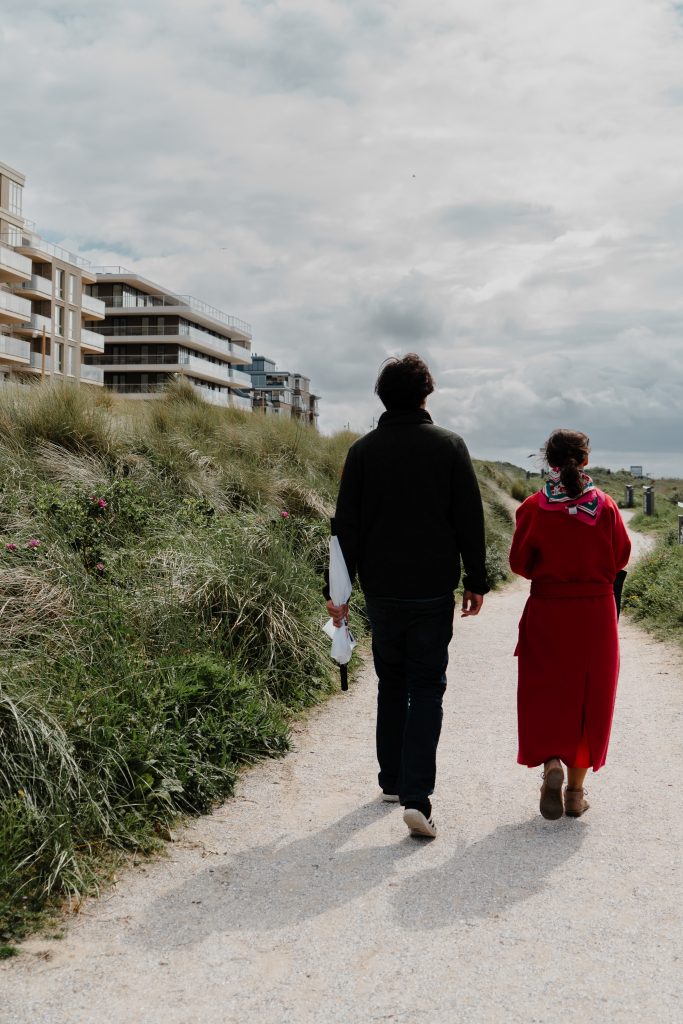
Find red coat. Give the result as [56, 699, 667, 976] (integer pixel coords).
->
[509, 489, 631, 771]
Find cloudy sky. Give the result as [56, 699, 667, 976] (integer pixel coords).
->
[2, 0, 683, 472]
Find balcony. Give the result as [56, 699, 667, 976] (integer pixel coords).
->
[95, 323, 251, 365]
[91, 270, 252, 339]
[106, 382, 166, 397]
[230, 341, 251, 365]
[14, 230, 93, 272]
[231, 393, 253, 412]
[180, 353, 232, 385]
[79, 363, 104, 385]
[0, 242, 31, 284]
[0, 289, 32, 325]
[191, 384, 230, 407]
[80, 328, 105, 353]
[80, 293, 106, 320]
[229, 367, 253, 389]
[14, 312, 52, 336]
[29, 351, 51, 373]
[16, 274, 52, 300]
[0, 335, 31, 364]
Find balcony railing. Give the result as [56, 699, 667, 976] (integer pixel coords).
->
[231, 393, 253, 411]
[80, 293, 106, 318]
[0, 290, 32, 321]
[0, 336, 31, 362]
[92, 270, 251, 335]
[93, 323, 251, 364]
[107, 382, 167, 394]
[86, 352, 184, 366]
[16, 274, 52, 299]
[191, 385, 230, 407]
[79, 364, 104, 384]
[2, 230, 93, 270]
[0, 242, 32, 280]
[80, 329, 105, 352]
[30, 351, 51, 371]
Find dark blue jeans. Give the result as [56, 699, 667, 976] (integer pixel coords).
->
[364, 593, 455, 806]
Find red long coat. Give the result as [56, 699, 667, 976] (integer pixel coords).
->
[509, 489, 631, 771]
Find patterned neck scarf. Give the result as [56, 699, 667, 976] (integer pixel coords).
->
[541, 468, 603, 522]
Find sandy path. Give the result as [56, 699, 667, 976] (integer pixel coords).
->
[2, 519, 681, 1024]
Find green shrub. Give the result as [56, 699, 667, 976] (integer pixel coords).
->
[510, 480, 530, 502]
[623, 531, 683, 645]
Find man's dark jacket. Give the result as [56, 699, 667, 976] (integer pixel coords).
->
[332, 409, 489, 600]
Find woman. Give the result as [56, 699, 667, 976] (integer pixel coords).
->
[509, 429, 631, 820]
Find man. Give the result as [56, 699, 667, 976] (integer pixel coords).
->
[326, 354, 489, 838]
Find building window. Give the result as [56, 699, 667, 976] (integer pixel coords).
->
[55, 269, 64, 299]
[6, 223, 22, 245]
[55, 306, 64, 337]
[9, 181, 23, 216]
[68, 309, 76, 340]
[69, 274, 77, 304]
[67, 346, 75, 377]
[54, 341, 64, 374]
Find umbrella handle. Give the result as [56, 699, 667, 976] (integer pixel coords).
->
[340, 664, 348, 692]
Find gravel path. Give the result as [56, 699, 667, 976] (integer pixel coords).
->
[2, 518, 681, 1024]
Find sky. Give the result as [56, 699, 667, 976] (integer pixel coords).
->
[1, 0, 683, 474]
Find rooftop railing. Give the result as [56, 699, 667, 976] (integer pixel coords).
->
[2, 230, 93, 271]
[92, 267, 251, 335]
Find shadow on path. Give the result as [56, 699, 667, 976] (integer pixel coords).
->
[133, 801, 421, 948]
[132, 803, 587, 949]
[393, 817, 588, 930]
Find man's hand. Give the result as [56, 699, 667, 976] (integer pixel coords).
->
[326, 600, 349, 627]
[461, 591, 484, 617]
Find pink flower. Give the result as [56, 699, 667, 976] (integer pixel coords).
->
[5, 543, 17, 552]
[97, 498, 108, 509]
[280, 511, 290, 519]
[95, 562, 105, 572]
[26, 539, 40, 550]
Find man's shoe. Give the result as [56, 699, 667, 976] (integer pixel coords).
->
[381, 791, 400, 803]
[564, 787, 590, 817]
[539, 758, 564, 820]
[403, 802, 437, 838]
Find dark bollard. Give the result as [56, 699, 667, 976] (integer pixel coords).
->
[679, 504, 683, 545]
[625, 485, 634, 508]
[642, 486, 655, 516]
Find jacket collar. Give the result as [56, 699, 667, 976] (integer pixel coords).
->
[378, 409, 433, 427]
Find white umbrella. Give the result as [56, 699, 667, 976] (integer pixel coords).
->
[322, 531, 356, 690]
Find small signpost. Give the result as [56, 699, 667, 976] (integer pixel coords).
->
[631, 465, 644, 478]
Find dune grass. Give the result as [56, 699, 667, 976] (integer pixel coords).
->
[0, 382, 517, 941]
[622, 495, 683, 646]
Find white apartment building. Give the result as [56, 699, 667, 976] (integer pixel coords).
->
[84, 269, 253, 408]
[0, 161, 105, 387]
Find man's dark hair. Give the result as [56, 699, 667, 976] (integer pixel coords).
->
[374, 354, 435, 411]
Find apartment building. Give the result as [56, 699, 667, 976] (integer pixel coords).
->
[248, 354, 319, 427]
[0, 161, 105, 387]
[84, 269, 253, 408]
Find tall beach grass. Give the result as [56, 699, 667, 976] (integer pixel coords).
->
[0, 381, 516, 939]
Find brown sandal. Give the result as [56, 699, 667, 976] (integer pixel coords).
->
[539, 758, 564, 820]
[564, 787, 590, 817]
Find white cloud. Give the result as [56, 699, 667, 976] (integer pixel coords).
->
[1, 0, 683, 471]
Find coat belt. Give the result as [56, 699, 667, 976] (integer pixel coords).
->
[530, 581, 615, 599]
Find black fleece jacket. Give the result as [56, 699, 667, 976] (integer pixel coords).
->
[330, 409, 489, 599]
